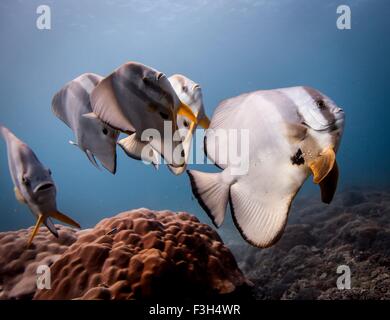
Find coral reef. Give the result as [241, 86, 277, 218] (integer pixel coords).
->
[0, 225, 78, 299]
[230, 189, 390, 300]
[33, 209, 250, 300]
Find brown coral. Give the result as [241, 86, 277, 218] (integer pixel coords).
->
[34, 209, 250, 300]
[0, 225, 78, 299]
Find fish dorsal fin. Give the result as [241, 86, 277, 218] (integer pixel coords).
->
[90, 74, 136, 134]
[118, 134, 160, 168]
[309, 148, 336, 184]
[319, 160, 339, 204]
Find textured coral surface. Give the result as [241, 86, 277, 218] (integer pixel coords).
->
[0, 225, 78, 299]
[32, 209, 249, 300]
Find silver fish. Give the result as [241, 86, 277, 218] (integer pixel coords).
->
[90, 61, 200, 168]
[187, 86, 345, 248]
[52, 73, 119, 174]
[167, 74, 210, 175]
[0, 125, 80, 246]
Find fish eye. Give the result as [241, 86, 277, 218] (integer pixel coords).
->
[48, 169, 52, 175]
[22, 176, 30, 185]
[182, 86, 188, 93]
[183, 120, 190, 128]
[156, 72, 164, 81]
[102, 128, 108, 135]
[316, 99, 326, 110]
[159, 112, 170, 120]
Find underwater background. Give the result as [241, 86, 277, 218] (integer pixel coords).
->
[0, 0, 389, 236]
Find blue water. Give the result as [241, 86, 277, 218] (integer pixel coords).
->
[0, 0, 389, 231]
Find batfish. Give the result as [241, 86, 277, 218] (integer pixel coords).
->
[90, 62, 199, 168]
[52, 73, 120, 174]
[166, 74, 210, 175]
[0, 125, 80, 246]
[187, 86, 345, 248]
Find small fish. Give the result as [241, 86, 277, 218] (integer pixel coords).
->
[52, 73, 120, 174]
[167, 74, 210, 175]
[90, 61, 200, 168]
[187, 86, 345, 248]
[0, 125, 80, 246]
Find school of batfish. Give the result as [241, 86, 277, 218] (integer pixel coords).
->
[0, 61, 345, 248]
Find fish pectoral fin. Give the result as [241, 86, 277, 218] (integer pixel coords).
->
[85, 149, 100, 170]
[14, 186, 26, 204]
[177, 102, 197, 123]
[49, 210, 81, 229]
[82, 112, 98, 120]
[309, 148, 336, 184]
[319, 160, 339, 204]
[44, 217, 59, 238]
[198, 116, 211, 129]
[285, 122, 308, 142]
[90, 75, 136, 133]
[118, 134, 160, 167]
[27, 214, 44, 247]
[187, 170, 231, 227]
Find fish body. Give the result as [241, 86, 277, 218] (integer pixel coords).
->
[0, 126, 80, 246]
[90, 62, 199, 168]
[187, 86, 345, 248]
[52, 73, 119, 174]
[167, 74, 210, 175]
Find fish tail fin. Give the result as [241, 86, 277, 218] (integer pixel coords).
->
[49, 210, 81, 229]
[229, 183, 291, 248]
[27, 214, 45, 247]
[43, 217, 59, 238]
[187, 170, 231, 227]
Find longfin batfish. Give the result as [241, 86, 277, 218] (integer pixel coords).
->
[90, 61, 198, 168]
[52, 73, 120, 174]
[187, 86, 345, 248]
[0, 125, 81, 247]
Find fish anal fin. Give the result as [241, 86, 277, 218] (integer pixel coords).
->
[309, 148, 336, 184]
[49, 210, 81, 229]
[187, 170, 231, 227]
[320, 160, 339, 204]
[44, 217, 59, 238]
[229, 183, 292, 248]
[85, 149, 100, 170]
[14, 186, 26, 204]
[27, 214, 44, 247]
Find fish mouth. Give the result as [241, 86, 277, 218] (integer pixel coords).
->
[33, 182, 55, 193]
